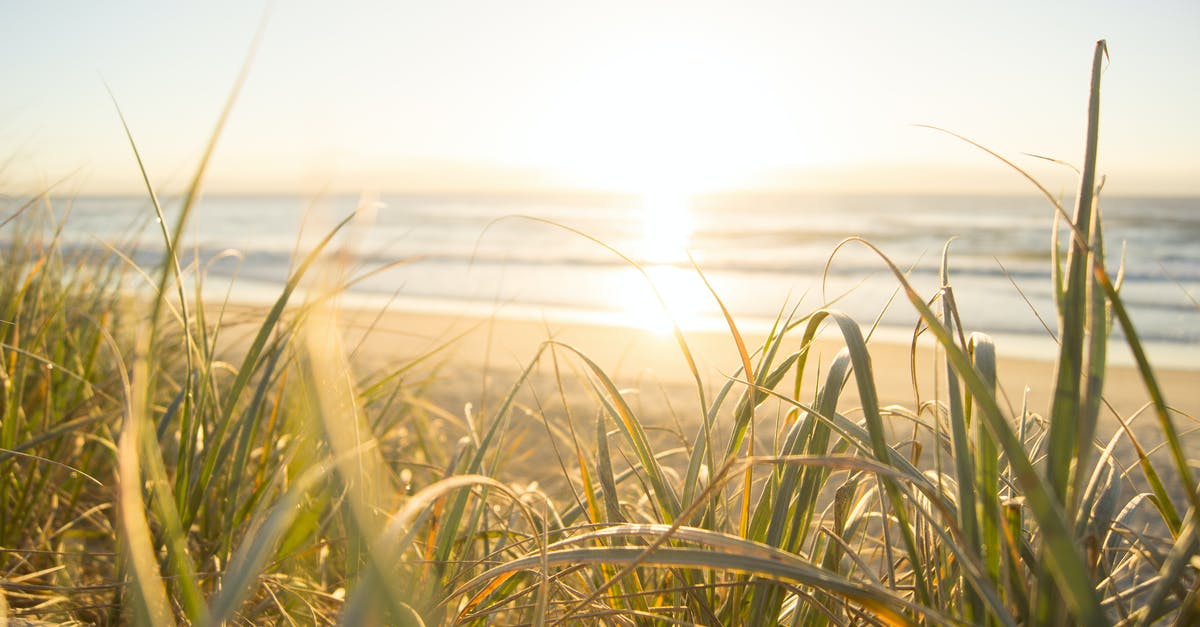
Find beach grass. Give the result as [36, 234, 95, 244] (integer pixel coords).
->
[1, 39, 1198, 625]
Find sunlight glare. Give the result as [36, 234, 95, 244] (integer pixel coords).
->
[620, 265, 708, 335]
[640, 188, 693, 264]
[529, 29, 807, 194]
[617, 189, 708, 334]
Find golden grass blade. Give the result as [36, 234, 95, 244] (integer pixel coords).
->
[108, 329, 176, 626]
[456, 542, 939, 626]
[687, 253, 759, 537]
[595, 412, 624, 523]
[375, 474, 547, 624]
[547, 341, 683, 521]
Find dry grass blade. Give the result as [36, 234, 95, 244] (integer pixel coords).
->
[687, 253, 758, 537]
[110, 331, 175, 627]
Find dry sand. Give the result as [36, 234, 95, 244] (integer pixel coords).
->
[214, 302, 1198, 494]
[335, 307, 1197, 420]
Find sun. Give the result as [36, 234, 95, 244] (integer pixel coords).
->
[526, 28, 802, 195]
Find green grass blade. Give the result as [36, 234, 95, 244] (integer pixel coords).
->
[938, 245, 984, 621]
[839, 236, 1105, 624]
[185, 210, 362, 526]
[596, 412, 625, 523]
[1134, 511, 1198, 626]
[968, 333, 1004, 596]
[204, 459, 334, 625]
[1046, 40, 1107, 522]
[548, 341, 682, 522]
[1094, 265, 1200, 522]
[111, 331, 178, 626]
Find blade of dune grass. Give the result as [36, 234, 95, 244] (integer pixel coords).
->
[106, 97, 204, 627]
[967, 333, 1003, 595]
[837, 236, 1105, 625]
[784, 304, 935, 606]
[297, 302, 418, 625]
[747, 348, 849, 626]
[107, 328, 175, 627]
[687, 254, 757, 537]
[0, 447, 102, 487]
[1095, 265, 1200, 520]
[546, 341, 682, 522]
[688, 253, 755, 404]
[113, 12, 265, 338]
[104, 25, 264, 622]
[1135, 513, 1199, 626]
[720, 327, 795, 469]
[544, 452, 747, 624]
[541, 336, 599, 523]
[769, 349, 850, 551]
[468, 545, 941, 625]
[1074, 182, 1109, 515]
[937, 243, 984, 623]
[365, 474, 548, 625]
[205, 457, 335, 625]
[733, 393, 1015, 626]
[185, 209, 363, 524]
[1045, 39, 1107, 520]
[595, 410, 624, 523]
[739, 379, 1012, 619]
[428, 347, 547, 565]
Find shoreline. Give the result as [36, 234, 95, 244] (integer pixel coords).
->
[212, 284, 1200, 371]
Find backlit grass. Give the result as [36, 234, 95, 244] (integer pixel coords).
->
[1, 40, 1197, 625]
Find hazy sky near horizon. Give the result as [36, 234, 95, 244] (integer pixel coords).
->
[2, 1, 1198, 196]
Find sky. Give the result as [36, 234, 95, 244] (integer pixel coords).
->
[2, 1, 1198, 197]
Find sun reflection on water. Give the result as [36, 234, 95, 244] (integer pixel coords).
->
[640, 188, 693, 264]
[619, 265, 709, 334]
[621, 189, 708, 333]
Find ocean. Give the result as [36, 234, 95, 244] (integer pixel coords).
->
[28, 192, 1200, 367]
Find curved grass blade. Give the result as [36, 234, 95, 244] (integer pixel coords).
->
[373, 474, 547, 625]
[837, 236, 1105, 624]
[546, 341, 682, 522]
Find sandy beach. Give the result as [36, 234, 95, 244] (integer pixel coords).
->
[282, 304, 1200, 484]
[330, 307, 1195, 415]
[202, 294, 1198, 504]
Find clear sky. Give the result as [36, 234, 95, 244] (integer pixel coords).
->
[2, 1, 1198, 196]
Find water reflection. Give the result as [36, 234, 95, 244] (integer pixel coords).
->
[622, 190, 708, 332]
[639, 188, 693, 264]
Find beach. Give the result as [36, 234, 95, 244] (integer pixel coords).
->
[326, 306, 1195, 413]
[302, 304, 1200, 488]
